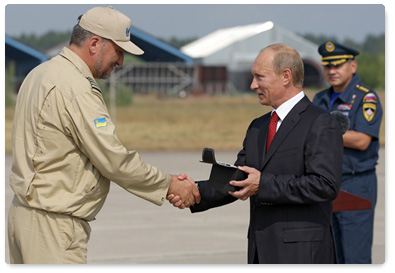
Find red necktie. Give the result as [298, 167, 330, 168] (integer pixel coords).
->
[266, 111, 279, 153]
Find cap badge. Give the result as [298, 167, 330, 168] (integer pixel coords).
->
[126, 27, 130, 37]
[325, 42, 335, 52]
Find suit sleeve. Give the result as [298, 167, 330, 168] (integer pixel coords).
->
[190, 125, 253, 213]
[190, 180, 237, 213]
[256, 114, 343, 205]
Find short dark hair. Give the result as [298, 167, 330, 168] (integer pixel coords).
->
[69, 15, 94, 47]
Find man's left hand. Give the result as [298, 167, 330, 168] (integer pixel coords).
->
[228, 166, 260, 201]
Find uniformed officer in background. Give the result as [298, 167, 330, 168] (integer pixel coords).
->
[313, 41, 383, 263]
[8, 6, 200, 264]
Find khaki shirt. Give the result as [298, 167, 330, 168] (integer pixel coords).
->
[10, 47, 171, 221]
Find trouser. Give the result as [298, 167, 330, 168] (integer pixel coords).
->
[8, 196, 91, 264]
[332, 171, 377, 264]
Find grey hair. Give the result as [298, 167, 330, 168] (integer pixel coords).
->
[261, 44, 304, 88]
[69, 15, 96, 47]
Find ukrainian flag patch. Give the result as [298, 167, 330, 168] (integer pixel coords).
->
[94, 117, 108, 128]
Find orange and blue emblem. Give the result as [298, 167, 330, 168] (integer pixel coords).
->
[94, 117, 108, 128]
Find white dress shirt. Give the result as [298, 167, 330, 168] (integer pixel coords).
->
[272, 91, 305, 131]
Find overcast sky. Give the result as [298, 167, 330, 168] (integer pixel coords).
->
[3, 2, 387, 43]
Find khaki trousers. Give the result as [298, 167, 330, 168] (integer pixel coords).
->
[8, 196, 91, 264]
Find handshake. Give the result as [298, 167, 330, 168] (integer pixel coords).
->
[167, 164, 261, 209]
[167, 173, 200, 209]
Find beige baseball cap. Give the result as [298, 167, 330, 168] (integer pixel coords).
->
[79, 6, 144, 55]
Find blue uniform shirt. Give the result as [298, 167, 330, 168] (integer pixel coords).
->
[313, 74, 383, 175]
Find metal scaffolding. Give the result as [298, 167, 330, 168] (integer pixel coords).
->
[110, 63, 195, 96]
[107, 62, 231, 119]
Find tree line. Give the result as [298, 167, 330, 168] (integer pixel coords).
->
[11, 31, 385, 90]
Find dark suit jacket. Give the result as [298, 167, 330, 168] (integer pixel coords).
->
[191, 96, 343, 264]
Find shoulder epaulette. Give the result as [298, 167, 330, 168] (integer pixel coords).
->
[355, 84, 370, 93]
[87, 77, 102, 93]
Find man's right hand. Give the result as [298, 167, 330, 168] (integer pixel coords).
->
[167, 174, 200, 209]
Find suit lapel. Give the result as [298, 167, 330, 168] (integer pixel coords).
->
[258, 115, 271, 168]
[260, 96, 310, 169]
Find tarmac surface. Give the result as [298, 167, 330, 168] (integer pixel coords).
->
[3, 148, 385, 264]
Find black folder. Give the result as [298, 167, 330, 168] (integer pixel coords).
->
[200, 148, 247, 191]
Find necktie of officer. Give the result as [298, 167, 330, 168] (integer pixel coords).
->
[266, 111, 279, 153]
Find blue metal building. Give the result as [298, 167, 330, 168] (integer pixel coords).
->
[5, 35, 48, 85]
[130, 26, 193, 64]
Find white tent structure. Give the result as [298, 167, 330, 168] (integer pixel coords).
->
[181, 21, 324, 90]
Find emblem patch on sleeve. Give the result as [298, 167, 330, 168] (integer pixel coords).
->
[363, 103, 376, 122]
[94, 117, 108, 128]
[363, 93, 378, 103]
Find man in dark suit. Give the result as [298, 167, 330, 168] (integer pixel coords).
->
[168, 44, 343, 263]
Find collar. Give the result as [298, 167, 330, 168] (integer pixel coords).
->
[273, 91, 305, 122]
[59, 47, 94, 80]
[337, 74, 361, 101]
[327, 74, 361, 103]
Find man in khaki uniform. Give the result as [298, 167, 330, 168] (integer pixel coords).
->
[8, 6, 200, 264]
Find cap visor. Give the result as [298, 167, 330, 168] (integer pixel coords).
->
[115, 40, 144, 55]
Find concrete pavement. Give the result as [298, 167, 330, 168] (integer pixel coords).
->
[3, 148, 385, 264]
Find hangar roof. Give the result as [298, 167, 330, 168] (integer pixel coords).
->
[180, 21, 321, 64]
[5, 35, 48, 79]
[181, 21, 274, 58]
[130, 26, 194, 64]
[5, 35, 47, 63]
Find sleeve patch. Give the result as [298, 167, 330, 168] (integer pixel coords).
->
[363, 103, 376, 122]
[94, 117, 108, 128]
[363, 93, 378, 103]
